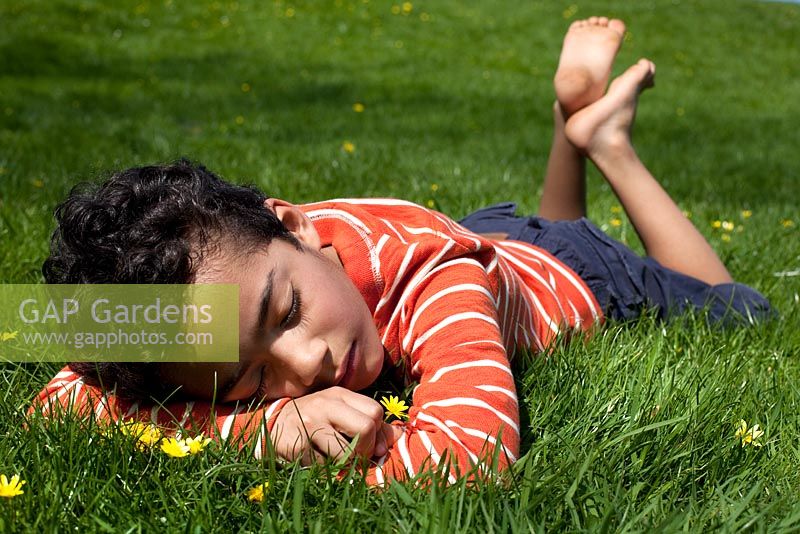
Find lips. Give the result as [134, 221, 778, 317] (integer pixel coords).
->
[338, 341, 357, 388]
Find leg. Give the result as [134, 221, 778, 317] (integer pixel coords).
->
[538, 102, 587, 220]
[539, 17, 626, 221]
[564, 60, 733, 285]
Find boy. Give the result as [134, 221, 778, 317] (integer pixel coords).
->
[35, 17, 771, 484]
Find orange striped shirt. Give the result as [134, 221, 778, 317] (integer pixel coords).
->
[301, 200, 602, 483]
[30, 199, 602, 484]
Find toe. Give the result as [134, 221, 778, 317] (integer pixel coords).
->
[608, 19, 626, 36]
[598, 16, 609, 26]
[588, 16, 599, 25]
[634, 59, 656, 87]
[608, 61, 651, 93]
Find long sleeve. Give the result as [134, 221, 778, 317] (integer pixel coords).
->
[29, 367, 290, 457]
[300, 199, 600, 485]
[366, 259, 519, 484]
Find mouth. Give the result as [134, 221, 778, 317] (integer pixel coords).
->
[337, 341, 357, 388]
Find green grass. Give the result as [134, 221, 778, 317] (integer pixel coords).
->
[2, 0, 799, 530]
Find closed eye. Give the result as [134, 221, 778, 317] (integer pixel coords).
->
[280, 287, 302, 328]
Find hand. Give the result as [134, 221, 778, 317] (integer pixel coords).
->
[270, 387, 402, 465]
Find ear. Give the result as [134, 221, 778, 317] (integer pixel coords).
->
[264, 198, 322, 250]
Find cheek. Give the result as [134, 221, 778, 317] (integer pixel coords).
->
[313, 274, 363, 317]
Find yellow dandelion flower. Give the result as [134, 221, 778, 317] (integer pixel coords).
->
[380, 395, 409, 420]
[781, 219, 794, 228]
[98, 423, 116, 439]
[735, 419, 764, 448]
[161, 437, 191, 458]
[610, 218, 622, 227]
[352, 102, 365, 113]
[0, 331, 18, 341]
[0, 475, 25, 498]
[430, 183, 439, 192]
[285, 7, 295, 17]
[420, 12, 430, 22]
[751, 426, 764, 442]
[184, 434, 212, 455]
[391, 4, 401, 14]
[33, 179, 44, 188]
[711, 220, 722, 229]
[741, 209, 752, 219]
[241, 82, 251, 93]
[610, 206, 622, 214]
[562, 4, 578, 19]
[235, 115, 245, 125]
[721, 234, 731, 242]
[734, 420, 746, 439]
[342, 141, 355, 153]
[426, 199, 435, 208]
[121, 422, 162, 449]
[247, 482, 269, 503]
[721, 220, 735, 232]
[402, 2, 412, 14]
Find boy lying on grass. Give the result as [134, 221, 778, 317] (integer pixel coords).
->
[35, 17, 771, 484]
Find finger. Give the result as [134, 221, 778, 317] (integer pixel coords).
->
[329, 387, 384, 425]
[300, 444, 325, 466]
[371, 423, 403, 459]
[296, 426, 347, 465]
[310, 427, 359, 462]
[382, 422, 405, 447]
[374, 430, 387, 457]
[277, 430, 313, 464]
[328, 406, 379, 459]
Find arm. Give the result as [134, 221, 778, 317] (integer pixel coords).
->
[31, 369, 398, 465]
[365, 259, 520, 484]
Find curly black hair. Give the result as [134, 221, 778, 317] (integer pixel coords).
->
[42, 159, 299, 400]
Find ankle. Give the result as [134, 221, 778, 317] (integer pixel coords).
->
[552, 101, 566, 131]
[588, 138, 638, 172]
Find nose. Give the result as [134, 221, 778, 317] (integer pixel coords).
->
[274, 337, 330, 391]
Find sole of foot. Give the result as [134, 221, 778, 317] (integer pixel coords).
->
[554, 16, 627, 117]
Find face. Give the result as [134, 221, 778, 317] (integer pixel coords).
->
[160, 205, 386, 402]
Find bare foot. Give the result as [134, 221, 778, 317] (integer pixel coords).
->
[554, 16, 626, 117]
[564, 59, 655, 162]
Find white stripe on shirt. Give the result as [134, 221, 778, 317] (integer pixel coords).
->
[403, 283, 497, 350]
[421, 397, 519, 434]
[411, 312, 498, 353]
[428, 359, 512, 383]
[475, 384, 518, 402]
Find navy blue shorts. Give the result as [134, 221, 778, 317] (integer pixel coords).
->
[459, 203, 773, 324]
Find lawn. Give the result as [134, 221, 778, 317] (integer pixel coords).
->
[1, 0, 799, 530]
